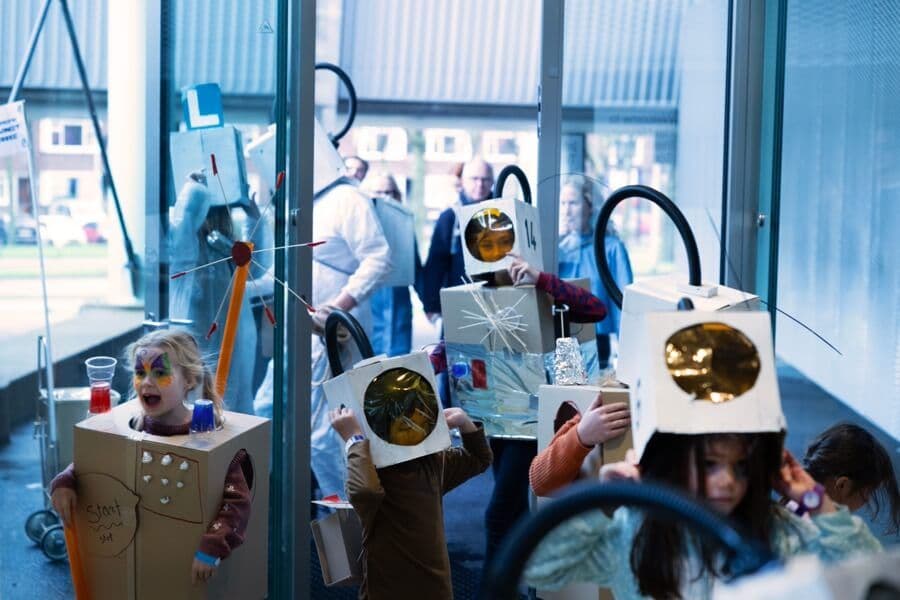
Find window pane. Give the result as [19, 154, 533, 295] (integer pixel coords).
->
[776, 0, 900, 438]
[560, 0, 727, 283]
[64, 124, 82, 146]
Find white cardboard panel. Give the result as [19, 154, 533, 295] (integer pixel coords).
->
[170, 126, 248, 206]
[322, 352, 450, 468]
[629, 311, 786, 460]
[371, 197, 416, 287]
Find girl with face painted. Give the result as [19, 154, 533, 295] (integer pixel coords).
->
[50, 329, 255, 586]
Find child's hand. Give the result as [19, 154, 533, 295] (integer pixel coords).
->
[191, 558, 217, 585]
[443, 407, 477, 434]
[599, 449, 640, 483]
[329, 406, 363, 441]
[775, 450, 836, 514]
[507, 252, 540, 286]
[51, 487, 77, 528]
[575, 393, 630, 447]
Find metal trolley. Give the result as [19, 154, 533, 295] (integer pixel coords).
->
[24, 337, 120, 561]
[24, 336, 66, 561]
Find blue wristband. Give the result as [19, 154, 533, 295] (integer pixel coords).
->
[194, 551, 221, 566]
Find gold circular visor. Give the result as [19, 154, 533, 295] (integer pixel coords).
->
[665, 322, 760, 403]
[464, 207, 515, 263]
[364, 368, 439, 445]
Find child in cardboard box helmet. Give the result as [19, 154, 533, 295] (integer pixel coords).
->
[523, 311, 882, 600]
[464, 207, 516, 263]
[50, 329, 255, 586]
[322, 309, 493, 600]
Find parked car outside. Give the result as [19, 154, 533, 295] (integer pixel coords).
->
[49, 200, 108, 244]
[14, 214, 86, 246]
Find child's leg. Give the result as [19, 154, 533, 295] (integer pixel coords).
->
[483, 439, 538, 569]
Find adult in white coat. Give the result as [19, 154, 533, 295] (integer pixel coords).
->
[169, 172, 267, 414]
[253, 175, 391, 498]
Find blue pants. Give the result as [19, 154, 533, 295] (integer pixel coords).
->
[483, 438, 537, 570]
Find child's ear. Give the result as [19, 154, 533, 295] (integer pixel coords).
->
[834, 475, 852, 494]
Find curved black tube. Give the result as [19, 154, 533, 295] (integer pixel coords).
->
[493, 165, 533, 205]
[479, 481, 776, 600]
[314, 62, 358, 145]
[594, 185, 702, 308]
[324, 309, 374, 376]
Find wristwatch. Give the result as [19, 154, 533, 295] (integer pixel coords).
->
[344, 434, 365, 455]
[795, 483, 825, 516]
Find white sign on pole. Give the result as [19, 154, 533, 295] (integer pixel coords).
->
[0, 101, 30, 157]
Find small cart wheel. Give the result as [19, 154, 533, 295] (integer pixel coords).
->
[40, 525, 68, 561]
[25, 509, 59, 544]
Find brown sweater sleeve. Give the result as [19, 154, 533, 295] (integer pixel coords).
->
[441, 424, 493, 494]
[50, 463, 77, 494]
[529, 414, 593, 497]
[197, 449, 252, 560]
[346, 440, 385, 529]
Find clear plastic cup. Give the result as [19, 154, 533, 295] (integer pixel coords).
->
[85, 356, 117, 414]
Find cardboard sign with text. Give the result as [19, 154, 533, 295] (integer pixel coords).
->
[322, 352, 450, 468]
[170, 125, 249, 207]
[72, 401, 270, 600]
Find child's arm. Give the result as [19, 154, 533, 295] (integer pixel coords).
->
[192, 450, 253, 584]
[507, 253, 607, 323]
[440, 408, 493, 494]
[531, 393, 631, 496]
[330, 407, 385, 525]
[50, 463, 77, 527]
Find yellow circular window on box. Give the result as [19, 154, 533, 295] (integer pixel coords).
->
[664, 322, 760, 403]
[364, 368, 439, 445]
[464, 207, 515, 263]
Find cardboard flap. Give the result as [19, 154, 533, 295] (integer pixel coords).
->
[76, 472, 140, 558]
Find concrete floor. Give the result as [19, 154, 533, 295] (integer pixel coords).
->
[1, 361, 897, 599]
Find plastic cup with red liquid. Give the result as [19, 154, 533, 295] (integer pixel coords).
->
[85, 356, 117, 414]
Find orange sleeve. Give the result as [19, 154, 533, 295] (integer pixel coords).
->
[529, 414, 593, 497]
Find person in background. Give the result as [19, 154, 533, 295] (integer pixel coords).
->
[361, 172, 423, 357]
[345, 155, 369, 182]
[421, 157, 495, 321]
[558, 175, 633, 368]
[802, 423, 900, 534]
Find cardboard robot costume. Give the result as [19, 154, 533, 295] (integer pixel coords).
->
[593, 185, 759, 388]
[70, 401, 270, 599]
[321, 310, 451, 468]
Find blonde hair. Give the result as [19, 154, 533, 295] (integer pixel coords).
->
[125, 329, 223, 424]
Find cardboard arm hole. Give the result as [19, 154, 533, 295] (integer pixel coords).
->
[553, 401, 581, 434]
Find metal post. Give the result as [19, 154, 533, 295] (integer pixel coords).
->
[6, 0, 53, 104]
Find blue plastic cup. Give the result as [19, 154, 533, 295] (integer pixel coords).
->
[190, 399, 216, 434]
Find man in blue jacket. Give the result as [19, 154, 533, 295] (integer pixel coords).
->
[421, 157, 494, 320]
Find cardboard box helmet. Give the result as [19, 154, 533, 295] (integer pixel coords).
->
[628, 310, 786, 461]
[593, 185, 761, 388]
[457, 165, 543, 277]
[245, 63, 356, 197]
[321, 310, 451, 468]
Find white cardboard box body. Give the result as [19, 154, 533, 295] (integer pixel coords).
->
[244, 120, 346, 196]
[371, 197, 416, 287]
[537, 384, 632, 471]
[629, 311, 785, 460]
[72, 400, 270, 600]
[170, 125, 248, 206]
[455, 197, 543, 277]
[322, 352, 451, 468]
[617, 275, 760, 387]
